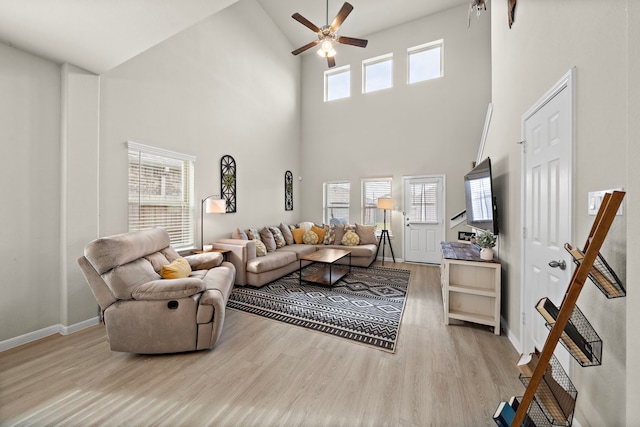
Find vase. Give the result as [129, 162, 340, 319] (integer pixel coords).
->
[480, 247, 494, 260]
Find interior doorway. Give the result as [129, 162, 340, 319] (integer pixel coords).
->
[521, 68, 575, 369]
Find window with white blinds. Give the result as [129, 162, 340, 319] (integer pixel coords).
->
[324, 181, 350, 225]
[362, 178, 392, 228]
[409, 181, 438, 223]
[127, 141, 195, 249]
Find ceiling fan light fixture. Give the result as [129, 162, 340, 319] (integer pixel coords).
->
[317, 39, 336, 57]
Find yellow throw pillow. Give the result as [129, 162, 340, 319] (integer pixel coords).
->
[161, 257, 192, 279]
[311, 225, 326, 244]
[291, 227, 305, 244]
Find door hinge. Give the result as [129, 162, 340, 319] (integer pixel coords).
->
[522, 312, 526, 325]
[522, 227, 527, 239]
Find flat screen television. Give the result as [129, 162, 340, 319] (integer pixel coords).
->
[464, 157, 499, 235]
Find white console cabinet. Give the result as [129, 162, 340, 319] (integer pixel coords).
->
[440, 242, 501, 335]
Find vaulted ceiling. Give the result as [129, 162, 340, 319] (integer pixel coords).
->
[0, 0, 470, 74]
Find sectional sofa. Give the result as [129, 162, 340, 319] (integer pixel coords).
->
[212, 222, 378, 287]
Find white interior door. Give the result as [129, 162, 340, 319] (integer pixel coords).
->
[403, 175, 445, 264]
[521, 69, 574, 368]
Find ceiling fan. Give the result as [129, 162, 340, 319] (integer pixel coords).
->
[290, 1, 368, 68]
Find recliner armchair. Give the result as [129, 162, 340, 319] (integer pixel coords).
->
[77, 228, 235, 354]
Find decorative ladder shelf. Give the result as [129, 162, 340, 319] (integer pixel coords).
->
[510, 190, 626, 427]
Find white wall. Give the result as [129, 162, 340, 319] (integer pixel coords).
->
[488, 1, 630, 425]
[99, 0, 302, 242]
[299, 4, 492, 253]
[0, 43, 62, 341]
[626, 1, 640, 422]
[61, 63, 101, 326]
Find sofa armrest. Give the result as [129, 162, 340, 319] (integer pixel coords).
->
[212, 239, 256, 286]
[184, 252, 223, 270]
[131, 278, 205, 300]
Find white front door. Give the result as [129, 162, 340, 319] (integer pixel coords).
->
[522, 69, 574, 368]
[403, 175, 445, 264]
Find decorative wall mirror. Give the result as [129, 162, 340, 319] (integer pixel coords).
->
[285, 170, 293, 211]
[220, 155, 236, 213]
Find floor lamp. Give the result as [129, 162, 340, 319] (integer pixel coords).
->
[201, 195, 226, 250]
[375, 197, 395, 265]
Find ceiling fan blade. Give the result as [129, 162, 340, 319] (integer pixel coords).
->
[327, 56, 336, 68]
[292, 13, 321, 33]
[337, 36, 368, 48]
[292, 40, 320, 56]
[330, 2, 354, 32]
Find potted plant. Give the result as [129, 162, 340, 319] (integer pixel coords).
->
[476, 230, 497, 260]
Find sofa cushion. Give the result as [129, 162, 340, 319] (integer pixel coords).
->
[280, 223, 295, 245]
[84, 227, 170, 275]
[260, 227, 277, 252]
[144, 252, 170, 273]
[247, 251, 297, 274]
[232, 228, 248, 240]
[356, 224, 378, 245]
[292, 227, 305, 244]
[311, 225, 326, 244]
[269, 226, 287, 248]
[323, 243, 377, 257]
[303, 230, 319, 244]
[246, 228, 261, 241]
[131, 277, 205, 300]
[333, 224, 345, 245]
[342, 230, 360, 246]
[254, 240, 267, 256]
[185, 252, 223, 270]
[161, 257, 192, 279]
[278, 244, 317, 258]
[103, 258, 161, 300]
[322, 224, 334, 244]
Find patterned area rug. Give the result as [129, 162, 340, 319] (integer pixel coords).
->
[227, 265, 411, 352]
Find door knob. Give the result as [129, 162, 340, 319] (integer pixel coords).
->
[548, 260, 567, 270]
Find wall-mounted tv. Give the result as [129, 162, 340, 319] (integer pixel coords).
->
[464, 157, 499, 235]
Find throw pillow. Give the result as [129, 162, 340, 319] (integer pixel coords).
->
[323, 225, 335, 245]
[355, 223, 377, 245]
[341, 230, 360, 246]
[254, 240, 267, 257]
[260, 227, 277, 252]
[280, 223, 295, 245]
[246, 228, 261, 242]
[333, 224, 345, 245]
[311, 225, 326, 244]
[303, 230, 319, 245]
[269, 226, 287, 248]
[299, 221, 314, 232]
[291, 227, 305, 244]
[232, 227, 248, 240]
[161, 257, 192, 279]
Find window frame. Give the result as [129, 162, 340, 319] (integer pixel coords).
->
[361, 178, 393, 229]
[127, 141, 196, 249]
[324, 65, 351, 102]
[362, 53, 394, 94]
[407, 39, 444, 85]
[323, 180, 351, 225]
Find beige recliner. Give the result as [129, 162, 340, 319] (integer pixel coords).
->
[77, 228, 235, 354]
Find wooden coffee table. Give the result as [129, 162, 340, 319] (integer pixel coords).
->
[299, 248, 352, 286]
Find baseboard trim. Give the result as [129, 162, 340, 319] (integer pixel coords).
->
[0, 316, 100, 352]
[501, 315, 522, 354]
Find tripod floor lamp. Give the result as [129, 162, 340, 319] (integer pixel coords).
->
[201, 195, 226, 250]
[375, 197, 395, 265]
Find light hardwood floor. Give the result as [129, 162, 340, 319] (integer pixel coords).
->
[0, 262, 524, 426]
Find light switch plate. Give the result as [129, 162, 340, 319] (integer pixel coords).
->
[588, 188, 624, 216]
